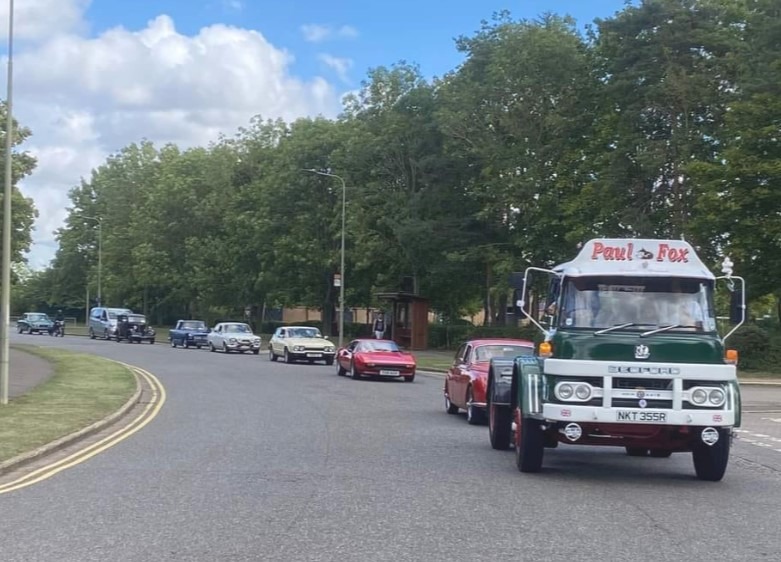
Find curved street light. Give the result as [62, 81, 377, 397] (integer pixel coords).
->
[75, 215, 103, 306]
[302, 168, 346, 348]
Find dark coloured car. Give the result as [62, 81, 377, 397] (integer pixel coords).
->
[169, 319, 209, 349]
[115, 313, 156, 344]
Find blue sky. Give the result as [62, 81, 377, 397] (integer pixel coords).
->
[84, 0, 631, 87]
[9, 0, 634, 268]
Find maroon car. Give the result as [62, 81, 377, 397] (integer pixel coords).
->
[336, 339, 417, 382]
[444, 338, 535, 424]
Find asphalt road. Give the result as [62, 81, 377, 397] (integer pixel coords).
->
[3, 333, 781, 562]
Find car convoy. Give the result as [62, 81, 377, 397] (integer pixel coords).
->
[15, 237, 747, 481]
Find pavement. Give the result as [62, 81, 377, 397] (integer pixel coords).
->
[8, 345, 55, 398]
[2, 334, 781, 561]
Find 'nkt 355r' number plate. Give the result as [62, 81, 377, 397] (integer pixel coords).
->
[616, 410, 667, 423]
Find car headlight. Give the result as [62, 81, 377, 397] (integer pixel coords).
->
[324, 346, 335, 352]
[293, 345, 305, 352]
[229, 338, 237, 343]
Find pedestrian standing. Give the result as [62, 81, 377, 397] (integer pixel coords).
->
[373, 311, 386, 339]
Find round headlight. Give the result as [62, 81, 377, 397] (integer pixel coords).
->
[575, 384, 592, 400]
[557, 383, 574, 400]
[691, 388, 708, 405]
[229, 338, 237, 343]
[708, 389, 725, 406]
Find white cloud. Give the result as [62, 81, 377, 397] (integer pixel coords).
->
[301, 23, 358, 43]
[317, 53, 354, 84]
[0, 0, 89, 41]
[6, 12, 344, 269]
[222, 0, 243, 11]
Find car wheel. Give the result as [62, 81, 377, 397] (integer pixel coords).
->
[350, 361, 362, 380]
[269, 348, 277, 361]
[89, 328, 95, 339]
[170, 338, 176, 348]
[466, 386, 485, 425]
[183, 339, 189, 349]
[223, 343, 229, 353]
[625, 447, 649, 457]
[336, 360, 345, 376]
[253, 349, 259, 355]
[209, 342, 215, 352]
[196, 345, 202, 350]
[103, 329, 109, 340]
[650, 449, 673, 458]
[325, 358, 334, 366]
[17, 325, 23, 334]
[404, 374, 415, 382]
[284, 348, 294, 364]
[444, 384, 459, 414]
[149, 339, 155, 345]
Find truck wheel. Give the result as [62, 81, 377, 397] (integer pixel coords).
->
[466, 386, 485, 425]
[515, 409, 545, 473]
[692, 428, 731, 481]
[489, 403, 512, 450]
[625, 447, 649, 457]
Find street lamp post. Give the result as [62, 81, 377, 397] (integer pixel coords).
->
[0, 0, 15, 406]
[303, 168, 346, 348]
[77, 215, 102, 307]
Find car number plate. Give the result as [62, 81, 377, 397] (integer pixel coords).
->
[616, 410, 668, 423]
[306, 353, 322, 357]
[379, 369, 400, 376]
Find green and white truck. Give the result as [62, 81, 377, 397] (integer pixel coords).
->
[486, 238, 745, 481]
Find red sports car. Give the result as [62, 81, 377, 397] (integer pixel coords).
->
[335, 339, 417, 382]
[444, 338, 535, 424]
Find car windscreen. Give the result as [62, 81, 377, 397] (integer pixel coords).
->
[289, 328, 320, 338]
[359, 341, 401, 352]
[181, 321, 206, 330]
[224, 324, 251, 333]
[474, 345, 534, 362]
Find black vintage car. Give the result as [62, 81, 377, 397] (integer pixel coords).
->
[115, 313, 156, 344]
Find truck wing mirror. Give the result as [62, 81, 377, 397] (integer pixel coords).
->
[729, 290, 743, 324]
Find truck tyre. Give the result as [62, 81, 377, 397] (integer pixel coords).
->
[489, 403, 512, 450]
[626, 447, 649, 457]
[692, 428, 731, 481]
[515, 409, 545, 473]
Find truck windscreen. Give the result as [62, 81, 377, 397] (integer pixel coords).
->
[557, 276, 716, 332]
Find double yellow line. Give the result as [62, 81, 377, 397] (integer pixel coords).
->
[0, 365, 166, 495]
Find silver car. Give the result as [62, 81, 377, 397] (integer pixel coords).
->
[89, 306, 133, 339]
[207, 322, 261, 354]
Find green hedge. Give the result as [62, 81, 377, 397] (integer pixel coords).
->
[427, 323, 542, 350]
[728, 324, 781, 371]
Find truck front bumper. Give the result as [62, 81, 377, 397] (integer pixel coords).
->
[542, 404, 735, 427]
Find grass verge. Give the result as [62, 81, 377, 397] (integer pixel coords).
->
[415, 351, 453, 372]
[0, 345, 137, 463]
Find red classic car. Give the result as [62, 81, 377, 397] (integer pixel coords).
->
[444, 338, 535, 424]
[335, 339, 417, 382]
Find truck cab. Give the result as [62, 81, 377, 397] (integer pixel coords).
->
[487, 238, 745, 481]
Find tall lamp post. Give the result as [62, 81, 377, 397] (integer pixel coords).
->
[303, 168, 346, 348]
[76, 215, 102, 307]
[0, 0, 15, 406]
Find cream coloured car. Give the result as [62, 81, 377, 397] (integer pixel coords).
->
[268, 326, 336, 365]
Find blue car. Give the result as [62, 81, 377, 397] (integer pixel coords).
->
[17, 312, 54, 334]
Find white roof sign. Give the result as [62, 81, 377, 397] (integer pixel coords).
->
[555, 239, 714, 279]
